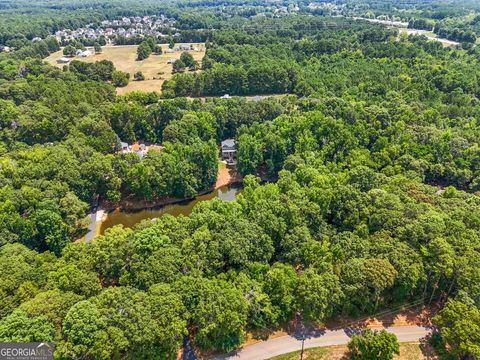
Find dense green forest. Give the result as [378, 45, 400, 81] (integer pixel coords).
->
[1, 0, 480, 359]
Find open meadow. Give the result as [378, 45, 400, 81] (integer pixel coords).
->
[44, 43, 205, 94]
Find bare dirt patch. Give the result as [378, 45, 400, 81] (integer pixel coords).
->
[44, 43, 205, 94]
[216, 162, 242, 189]
[324, 304, 437, 329]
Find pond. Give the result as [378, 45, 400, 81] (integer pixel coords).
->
[99, 183, 241, 235]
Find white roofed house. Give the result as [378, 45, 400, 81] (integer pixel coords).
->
[120, 142, 130, 152]
[79, 50, 93, 57]
[57, 57, 71, 64]
[221, 139, 236, 165]
[175, 44, 191, 51]
[74, 49, 93, 57]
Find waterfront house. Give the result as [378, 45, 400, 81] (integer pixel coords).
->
[221, 139, 236, 165]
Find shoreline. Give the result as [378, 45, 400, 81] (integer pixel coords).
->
[101, 163, 241, 212]
[86, 164, 241, 240]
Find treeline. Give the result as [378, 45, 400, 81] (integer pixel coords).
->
[5, 36, 60, 60]
[163, 61, 298, 97]
[408, 18, 434, 31]
[164, 24, 473, 100]
[434, 26, 477, 43]
[105, 94, 288, 143]
[163, 23, 400, 97]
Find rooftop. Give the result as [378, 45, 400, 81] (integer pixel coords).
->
[221, 139, 235, 148]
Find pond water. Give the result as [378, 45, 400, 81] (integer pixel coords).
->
[99, 183, 241, 235]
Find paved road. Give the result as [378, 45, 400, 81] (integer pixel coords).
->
[214, 325, 431, 360]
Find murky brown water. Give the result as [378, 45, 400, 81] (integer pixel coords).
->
[99, 183, 241, 235]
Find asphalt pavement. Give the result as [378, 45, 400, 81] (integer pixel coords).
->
[214, 325, 431, 360]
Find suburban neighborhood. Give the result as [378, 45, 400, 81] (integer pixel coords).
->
[53, 15, 178, 44]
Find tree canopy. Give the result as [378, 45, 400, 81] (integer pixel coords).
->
[0, 1, 480, 359]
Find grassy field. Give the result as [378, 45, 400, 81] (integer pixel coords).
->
[267, 343, 437, 360]
[44, 43, 205, 94]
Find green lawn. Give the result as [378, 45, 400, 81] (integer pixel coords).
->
[267, 343, 435, 360]
[267, 347, 328, 360]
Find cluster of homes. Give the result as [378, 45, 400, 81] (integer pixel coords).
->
[306, 2, 345, 12]
[119, 139, 237, 165]
[272, 4, 300, 15]
[57, 49, 94, 63]
[165, 44, 203, 64]
[53, 15, 177, 44]
[119, 142, 166, 159]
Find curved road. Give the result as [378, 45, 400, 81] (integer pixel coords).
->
[214, 325, 431, 360]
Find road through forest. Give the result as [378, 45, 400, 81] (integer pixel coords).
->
[214, 325, 431, 360]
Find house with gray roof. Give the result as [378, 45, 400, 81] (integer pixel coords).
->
[221, 139, 236, 165]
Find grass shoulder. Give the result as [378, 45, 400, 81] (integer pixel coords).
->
[266, 342, 437, 360]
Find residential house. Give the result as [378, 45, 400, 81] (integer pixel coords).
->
[120, 142, 130, 152]
[221, 139, 236, 165]
[79, 50, 93, 57]
[175, 44, 191, 51]
[57, 57, 71, 64]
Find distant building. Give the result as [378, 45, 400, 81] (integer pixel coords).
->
[221, 139, 236, 165]
[220, 94, 231, 99]
[119, 141, 155, 159]
[175, 44, 191, 51]
[78, 50, 93, 57]
[57, 57, 71, 64]
[120, 142, 130, 152]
